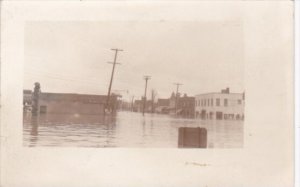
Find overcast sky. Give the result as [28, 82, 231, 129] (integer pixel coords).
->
[24, 21, 244, 101]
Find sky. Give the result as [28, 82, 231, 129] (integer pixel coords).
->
[24, 21, 244, 101]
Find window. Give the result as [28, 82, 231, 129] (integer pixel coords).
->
[216, 98, 220, 106]
[211, 98, 213, 106]
[224, 99, 228, 107]
[238, 100, 242, 104]
[207, 99, 209, 106]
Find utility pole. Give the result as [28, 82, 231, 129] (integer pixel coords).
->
[151, 89, 156, 113]
[105, 48, 123, 113]
[32, 82, 41, 116]
[142, 75, 151, 116]
[131, 95, 134, 112]
[173, 82, 183, 116]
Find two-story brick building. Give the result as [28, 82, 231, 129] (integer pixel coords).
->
[169, 93, 195, 118]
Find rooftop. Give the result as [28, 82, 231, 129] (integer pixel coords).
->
[195, 92, 243, 96]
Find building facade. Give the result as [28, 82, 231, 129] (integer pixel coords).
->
[195, 88, 244, 120]
[24, 91, 118, 115]
[169, 93, 195, 118]
[155, 98, 170, 114]
[133, 99, 143, 112]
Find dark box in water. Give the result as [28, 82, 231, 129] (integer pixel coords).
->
[178, 127, 207, 148]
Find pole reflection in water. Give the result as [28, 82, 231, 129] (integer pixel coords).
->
[102, 115, 117, 147]
[28, 115, 39, 147]
[23, 111, 243, 148]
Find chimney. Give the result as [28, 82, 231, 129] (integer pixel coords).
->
[221, 87, 230, 94]
[226, 87, 230, 93]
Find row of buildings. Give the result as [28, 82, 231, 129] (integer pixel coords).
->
[133, 88, 245, 120]
[24, 84, 244, 120]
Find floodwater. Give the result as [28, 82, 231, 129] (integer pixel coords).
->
[23, 111, 243, 148]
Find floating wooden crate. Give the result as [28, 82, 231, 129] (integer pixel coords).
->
[178, 127, 207, 148]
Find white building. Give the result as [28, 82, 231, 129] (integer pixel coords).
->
[195, 88, 244, 120]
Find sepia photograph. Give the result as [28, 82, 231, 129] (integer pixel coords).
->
[23, 21, 244, 148]
[1, 1, 295, 187]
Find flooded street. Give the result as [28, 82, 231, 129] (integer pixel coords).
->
[23, 111, 243, 148]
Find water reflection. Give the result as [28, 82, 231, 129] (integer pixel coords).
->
[23, 111, 243, 148]
[28, 116, 39, 147]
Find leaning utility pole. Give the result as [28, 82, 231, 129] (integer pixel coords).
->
[173, 82, 183, 116]
[105, 48, 123, 113]
[142, 75, 151, 116]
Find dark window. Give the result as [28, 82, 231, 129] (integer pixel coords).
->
[207, 99, 209, 106]
[211, 98, 213, 106]
[238, 100, 242, 104]
[224, 99, 228, 107]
